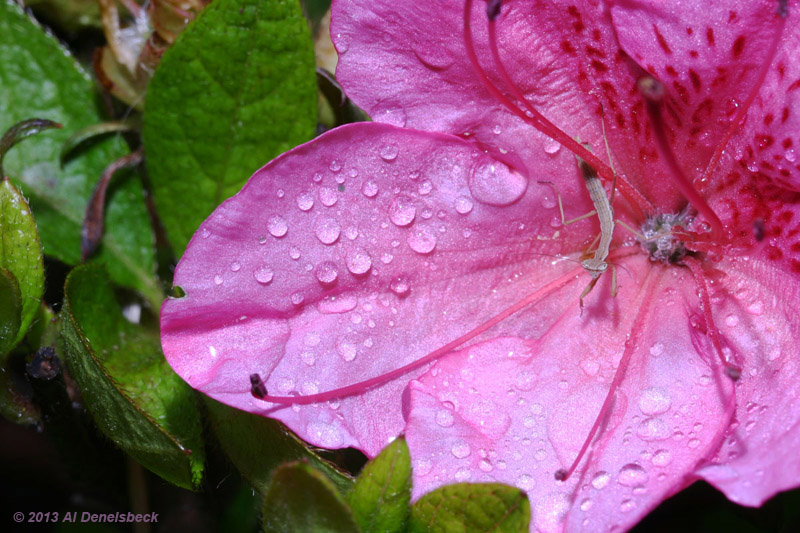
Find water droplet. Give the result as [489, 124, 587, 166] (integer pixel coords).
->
[454, 195, 474, 214]
[301, 351, 316, 366]
[390, 277, 410, 296]
[619, 499, 636, 513]
[493, 124, 502, 135]
[639, 387, 672, 415]
[380, 144, 399, 161]
[296, 192, 314, 211]
[318, 294, 357, 314]
[291, 292, 304, 305]
[618, 463, 649, 486]
[214, 275, 223, 285]
[314, 217, 341, 244]
[201, 228, 211, 238]
[651, 449, 673, 467]
[306, 421, 343, 448]
[312, 172, 323, 183]
[479, 459, 493, 472]
[372, 105, 407, 127]
[329, 160, 341, 172]
[361, 180, 379, 197]
[591, 471, 610, 489]
[468, 157, 527, 206]
[436, 409, 454, 427]
[315, 261, 339, 285]
[258, 235, 268, 244]
[408, 228, 437, 254]
[389, 195, 416, 226]
[516, 473, 534, 490]
[533, 493, 569, 533]
[418, 180, 433, 195]
[451, 441, 471, 459]
[346, 248, 372, 275]
[412, 40, 455, 70]
[289, 246, 301, 260]
[230, 262, 241, 272]
[253, 267, 273, 285]
[580, 498, 593, 511]
[544, 138, 562, 154]
[415, 458, 433, 476]
[649, 343, 665, 357]
[267, 215, 288, 237]
[725, 314, 739, 327]
[337, 339, 358, 361]
[319, 187, 338, 207]
[637, 417, 670, 441]
[454, 468, 471, 482]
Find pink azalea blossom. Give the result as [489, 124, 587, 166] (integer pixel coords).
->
[161, 0, 800, 530]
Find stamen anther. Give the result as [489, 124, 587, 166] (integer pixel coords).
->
[250, 373, 267, 399]
[487, 0, 502, 21]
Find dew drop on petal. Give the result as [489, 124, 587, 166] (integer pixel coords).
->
[451, 441, 471, 459]
[319, 187, 338, 207]
[618, 463, 649, 486]
[346, 247, 372, 275]
[468, 157, 527, 206]
[454, 195, 474, 214]
[591, 471, 610, 490]
[291, 292, 304, 305]
[651, 449, 673, 467]
[533, 493, 569, 533]
[543, 138, 562, 154]
[214, 275, 223, 285]
[230, 262, 241, 272]
[267, 215, 288, 237]
[315, 261, 339, 285]
[380, 144, 399, 161]
[329, 160, 341, 172]
[314, 217, 341, 244]
[336, 339, 358, 362]
[296, 192, 314, 211]
[389, 195, 416, 226]
[361, 180, 379, 197]
[312, 171, 323, 183]
[318, 294, 358, 314]
[412, 40, 455, 70]
[390, 277, 410, 296]
[408, 228, 437, 254]
[306, 421, 344, 448]
[415, 458, 432, 476]
[639, 387, 672, 415]
[253, 267, 274, 285]
[435, 409, 454, 427]
[289, 246, 301, 260]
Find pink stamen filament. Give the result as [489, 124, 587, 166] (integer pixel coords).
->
[257, 267, 581, 405]
[639, 78, 725, 240]
[556, 269, 659, 481]
[700, 7, 787, 186]
[484, 13, 651, 215]
[684, 257, 742, 378]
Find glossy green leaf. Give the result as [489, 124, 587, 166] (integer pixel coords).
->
[0, 1, 158, 304]
[0, 177, 44, 350]
[347, 437, 411, 533]
[143, 0, 318, 255]
[262, 462, 360, 533]
[61, 264, 204, 489]
[409, 483, 530, 533]
[205, 397, 352, 494]
[0, 268, 21, 357]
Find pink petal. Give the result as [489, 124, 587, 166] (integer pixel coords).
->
[406, 257, 733, 532]
[696, 257, 800, 506]
[610, 0, 800, 191]
[161, 122, 594, 457]
[332, 0, 688, 210]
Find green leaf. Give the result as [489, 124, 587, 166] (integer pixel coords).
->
[205, 397, 352, 494]
[0, 1, 158, 304]
[262, 462, 361, 533]
[0, 268, 21, 357]
[61, 264, 204, 489]
[0, 177, 44, 350]
[347, 437, 411, 533]
[409, 483, 530, 533]
[143, 0, 318, 255]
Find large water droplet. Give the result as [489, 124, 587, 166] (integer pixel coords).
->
[591, 471, 610, 489]
[451, 441, 471, 459]
[436, 409, 454, 427]
[380, 144, 399, 161]
[454, 195, 474, 214]
[639, 388, 672, 415]
[412, 40, 455, 70]
[372, 105, 407, 127]
[389, 195, 416, 226]
[346, 247, 372, 275]
[319, 187, 338, 207]
[408, 228, 437, 254]
[314, 262, 338, 286]
[651, 449, 673, 467]
[543, 138, 562, 154]
[390, 277, 410, 296]
[314, 217, 341, 244]
[267, 215, 288, 237]
[468, 157, 527, 206]
[253, 267, 274, 285]
[637, 417, 670, 441]
[618, 463, 649, 486]
[336, 338, 358, 361]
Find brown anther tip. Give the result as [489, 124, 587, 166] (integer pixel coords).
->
[778, 0, 788, 18]
[554, 469, 568, 481]
[753, 219, 765, 242]
[725, 366, 742, 381]
[486, 0, 502, 20]
[250, 373, 267, 399]
[637, 76, 665, 102]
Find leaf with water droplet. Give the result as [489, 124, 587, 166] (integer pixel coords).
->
[262, 462, 359, 533]
[143, 0, 318, 256]
[60, 264, 205, 489]
[347, 437, 411, 533]
[0, 2, 157, 302]
[408, 483, 530, 533]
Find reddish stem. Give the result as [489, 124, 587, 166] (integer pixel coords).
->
[257, 266, 581, 405]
